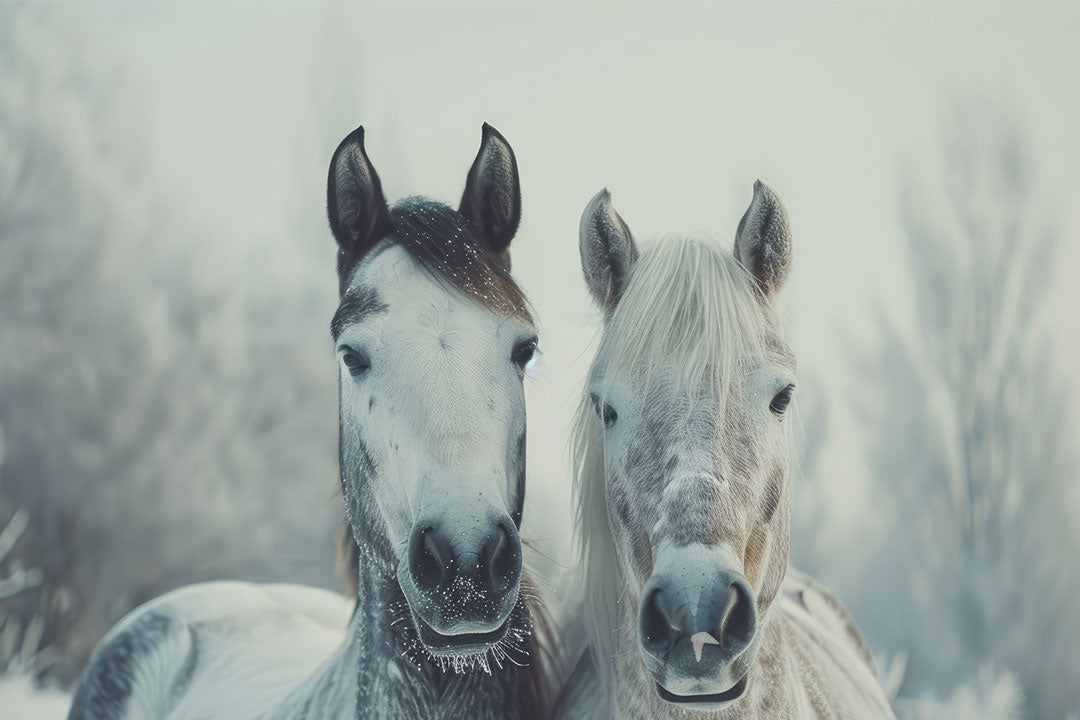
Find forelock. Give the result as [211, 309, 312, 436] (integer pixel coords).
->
[593, 233, 775, 400]
[385, 197, 533, 325]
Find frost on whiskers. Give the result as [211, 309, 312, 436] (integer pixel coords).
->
[388, 592, 536, 675]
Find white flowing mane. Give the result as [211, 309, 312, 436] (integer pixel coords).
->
[571, 233, 772, 692]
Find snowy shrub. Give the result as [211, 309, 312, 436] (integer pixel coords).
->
[0, 6, 343, 684]
[0, 671, 69, 720]
[897, 666, 1024, 720]
[793, 98, 1079, 719]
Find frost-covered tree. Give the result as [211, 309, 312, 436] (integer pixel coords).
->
[0, 6, 340, 684]
[845, 99, 1080, 720]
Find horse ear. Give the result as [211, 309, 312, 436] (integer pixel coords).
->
[459, 123, 522, 260]
[579, 188, 639, 313]
[327, 126, 391, 278]
[734, 180, 792, 300]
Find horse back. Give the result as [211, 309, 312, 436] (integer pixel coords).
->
[67, 582, 352, 720]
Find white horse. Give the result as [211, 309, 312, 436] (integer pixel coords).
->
[555, 183, 895, 719]
[67, 125, 554, 720]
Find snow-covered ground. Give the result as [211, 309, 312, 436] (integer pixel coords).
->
[0, 674, 69, 720]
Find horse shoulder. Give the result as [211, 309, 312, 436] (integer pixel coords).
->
[780, 568, 875, 673]
[777, 569, 895, 719]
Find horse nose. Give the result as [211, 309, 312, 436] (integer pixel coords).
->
[407, 516, 522, 599]
[640, 572, 756, 663]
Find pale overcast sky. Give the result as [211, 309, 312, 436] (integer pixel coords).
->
[52, 1, 1080, 564]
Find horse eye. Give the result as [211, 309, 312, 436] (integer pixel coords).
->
[511, 336, 539, 370]
[590, 394, 618, 428]
[770, 384, 795, 418]
[342, 350, 371, 378]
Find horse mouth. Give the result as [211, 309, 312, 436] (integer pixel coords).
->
[413, 614, 512, 656]
[655, 671, 749, 708]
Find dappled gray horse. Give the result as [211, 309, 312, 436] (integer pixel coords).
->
[556, 183, 895, 719]
[67, 125, 552, 720]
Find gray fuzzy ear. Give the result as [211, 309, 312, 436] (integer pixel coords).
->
[327, 126, 391, 291]
[579, 188, 639, 312]
[734, 180, 792, 300]
[459, 123, 521, 260]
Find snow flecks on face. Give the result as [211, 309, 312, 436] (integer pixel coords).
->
[386, 199, 531, 324]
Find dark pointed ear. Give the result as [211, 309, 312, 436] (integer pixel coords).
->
[734, 180, 792, 301]
[327, 126, 391, 286]
[459, 123, 521, 260]
[579, 188, 639, 313]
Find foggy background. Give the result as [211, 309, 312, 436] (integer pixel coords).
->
[2, 2, 1078, 718]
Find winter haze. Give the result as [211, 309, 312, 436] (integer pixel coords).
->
[1, 2, 1078, 719]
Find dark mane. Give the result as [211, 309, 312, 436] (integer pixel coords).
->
[338, 197, 533, 325]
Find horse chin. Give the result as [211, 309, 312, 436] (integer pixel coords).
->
[394, 573, 531, 673]
[412, 611, 512, 659]
[654, 670, 750, 711]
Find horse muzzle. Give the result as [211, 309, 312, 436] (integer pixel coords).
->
[398, 510, 523, 655]
[637, 543, 757, 709]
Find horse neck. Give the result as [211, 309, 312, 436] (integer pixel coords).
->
[267, 511, 549, 720]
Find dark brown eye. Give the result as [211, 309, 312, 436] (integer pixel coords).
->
[511, 336, 539, 370]
[590, 393, 618, 428]
[770, 384, 795, 418]
[342, 350, 371, 377]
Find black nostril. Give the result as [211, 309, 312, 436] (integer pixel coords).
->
[719, 578, 756, 650]
[408, 525, 447, 593]
[486, 519, 521, 595]
[408, 518, 522, 601]
[639, 571, 758, 664]
[640, 586, 679, 655]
